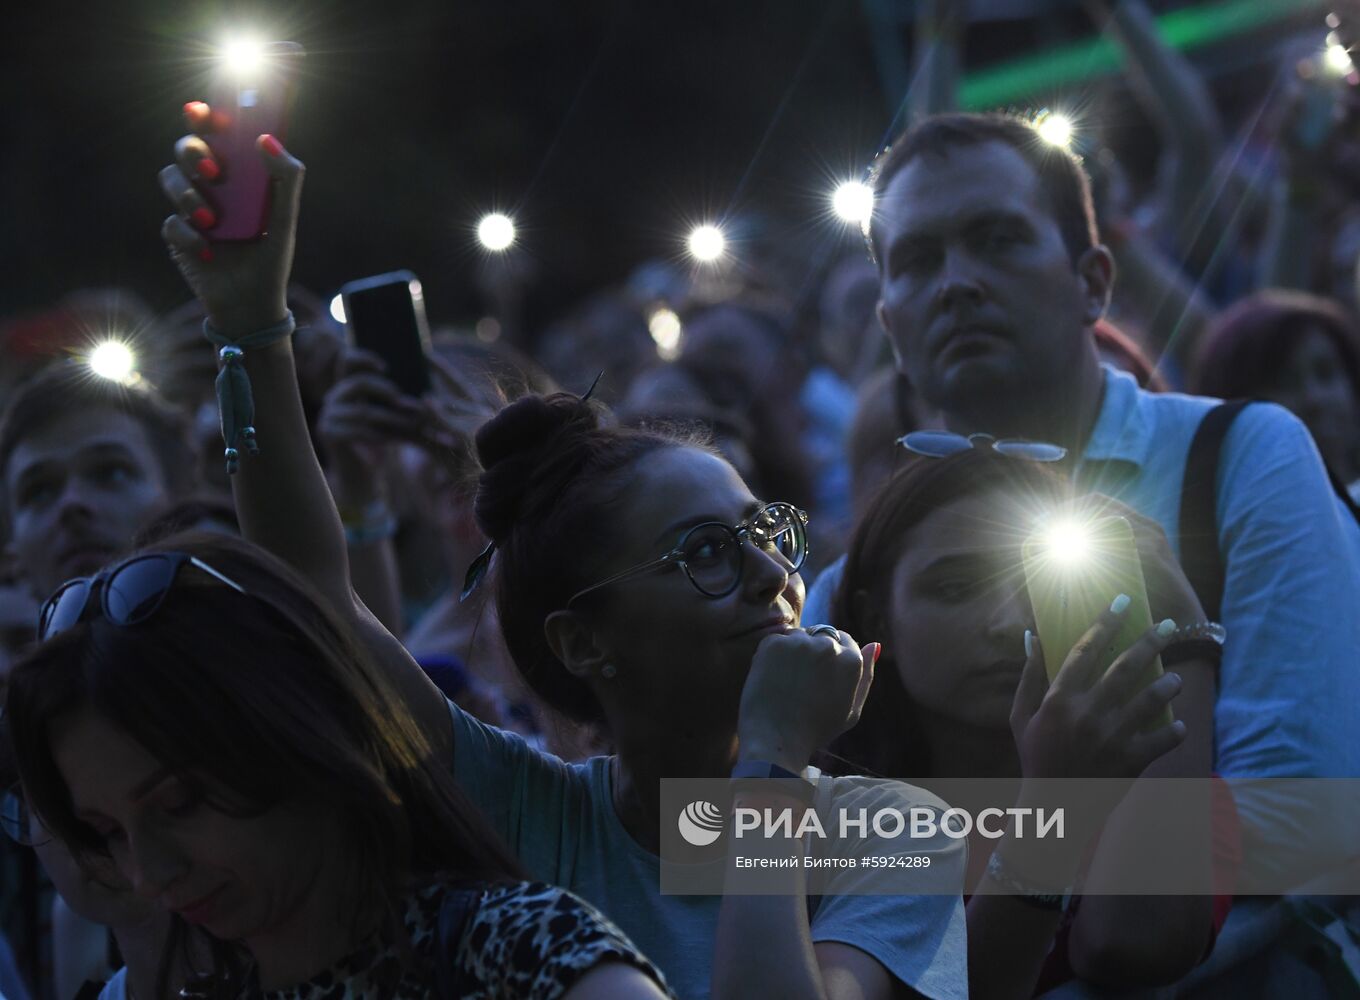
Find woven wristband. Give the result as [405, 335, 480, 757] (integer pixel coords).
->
[201, 312, 297, 474]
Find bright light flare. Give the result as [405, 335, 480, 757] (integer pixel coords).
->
[832, 181, 874, 225]
[221, 36, 266, 76]
[648, 307, 683, 360]
[329, 294, 346, 324]
[1043, 518, 1093, 567]
[88, 341, 136, 384]
[687, 224, 726, 262]
[1326, 41, 1354, 75]
[477, 213, 516, 251]
[1034, 112, 1074, 149]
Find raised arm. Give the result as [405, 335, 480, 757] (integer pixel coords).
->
[156, 117, 451, 752]
[1084, 0, 1227, 254]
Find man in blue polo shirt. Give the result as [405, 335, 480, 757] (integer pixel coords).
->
[805, 113, 1360, 884]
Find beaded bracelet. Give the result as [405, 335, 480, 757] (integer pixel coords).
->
[985, 851, 1068, 911]
[1161, 621, 1226, 670]
[202, 312, 297, 474]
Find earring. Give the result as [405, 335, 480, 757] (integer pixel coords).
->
[601, 663, 618, 679]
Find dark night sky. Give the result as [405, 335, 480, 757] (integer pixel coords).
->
[0, 1, 1321, 338]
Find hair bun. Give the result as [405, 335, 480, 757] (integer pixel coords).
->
[473, 393, 600, 542]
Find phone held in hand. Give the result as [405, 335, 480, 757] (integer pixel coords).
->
[200, 41, 305, 241]
[340, 271, 433, 397]
[1021, 515, 1172, 729]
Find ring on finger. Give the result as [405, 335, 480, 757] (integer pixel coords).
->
[805, 624, 839, 638]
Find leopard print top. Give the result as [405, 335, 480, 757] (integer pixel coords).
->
[247, 880, 672, 1000]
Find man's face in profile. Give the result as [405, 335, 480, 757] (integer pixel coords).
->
[873, 139, 1097, 419]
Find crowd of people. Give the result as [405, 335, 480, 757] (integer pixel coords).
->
[2, 3, 1360, 998]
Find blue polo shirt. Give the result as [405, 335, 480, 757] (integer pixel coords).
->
[808, 365, 1360, 788]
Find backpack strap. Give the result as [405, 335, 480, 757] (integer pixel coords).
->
[434, 882, 486, 998]
[1179, 401, 1252, 621]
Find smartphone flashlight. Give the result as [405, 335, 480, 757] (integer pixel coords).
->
[1041, 517, 1094, 567]
[220, 36, 268, 76]
[87, 341, 137, 384]
[687, 224, 726, 262]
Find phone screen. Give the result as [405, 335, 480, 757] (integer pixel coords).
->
[341, 271, 432, 397]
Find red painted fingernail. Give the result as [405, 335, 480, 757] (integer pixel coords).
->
[259, 134, 283, 157]
[872, 643, 883, 665]
[191, 206, 216, 229]
[183, 101, 208, 119]
[198, 247, 214, 262]
[196, 158, 220, 180]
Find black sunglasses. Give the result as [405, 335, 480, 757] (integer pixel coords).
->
[38, 553, 247, 642]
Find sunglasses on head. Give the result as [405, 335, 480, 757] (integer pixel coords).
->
[898, 430, 1067, 463]
[38, 552, 247, 642]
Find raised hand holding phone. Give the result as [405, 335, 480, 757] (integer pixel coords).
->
[199, 41, 304, 241]
[159, 117, 302, 338]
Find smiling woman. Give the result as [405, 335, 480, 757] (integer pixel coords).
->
[4, 533, 675, 999]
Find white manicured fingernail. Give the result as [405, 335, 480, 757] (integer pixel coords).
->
[1024, 629, 1035, 659]
[1110, 594, 1131, 615]
[1156, 618, 1176, 638]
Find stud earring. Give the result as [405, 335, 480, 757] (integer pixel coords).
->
[601, 663, 618, 679]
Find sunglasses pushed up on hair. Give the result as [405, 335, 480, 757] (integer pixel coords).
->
[37, 552, 247, 642]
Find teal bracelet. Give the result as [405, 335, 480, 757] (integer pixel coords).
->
[202, 312, 297, 474]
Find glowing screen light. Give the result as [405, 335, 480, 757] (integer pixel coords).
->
[1043, 518, 1093, 567]
[687, 224, 726, 262]
[477, 213, 516, 251]
[88, 341, 136, 384]
[832, 181, 874, 225]
[1034, 111, 1074, 149]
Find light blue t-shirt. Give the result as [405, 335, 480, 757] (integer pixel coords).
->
[450, 702, 968, 1000]
[806, 366, 1360, 873]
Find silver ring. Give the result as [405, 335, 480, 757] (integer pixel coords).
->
[805, 624, 840, 638]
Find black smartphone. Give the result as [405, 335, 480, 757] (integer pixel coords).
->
[340, 270, 432, 397]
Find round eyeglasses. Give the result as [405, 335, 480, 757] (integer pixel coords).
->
[898, 430, 1067, 462]
[568, 501, 810, 603]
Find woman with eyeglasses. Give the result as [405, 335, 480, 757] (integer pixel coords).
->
[143, 122, 969, 998]
[5, 533, 676, 999]
[832, 446, 1228, 999]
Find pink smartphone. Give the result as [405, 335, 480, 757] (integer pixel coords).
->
[199, 41, 304, 241]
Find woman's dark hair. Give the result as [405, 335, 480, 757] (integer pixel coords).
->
[1192, 289, 1360, 400]
[132, 494, 240, 546]
[5, 532, 524, 992]
[473, 393, 699, 725]
[830, 450, 1070, 777]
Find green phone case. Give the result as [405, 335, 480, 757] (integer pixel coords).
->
[1021, 515, 1172, 731]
